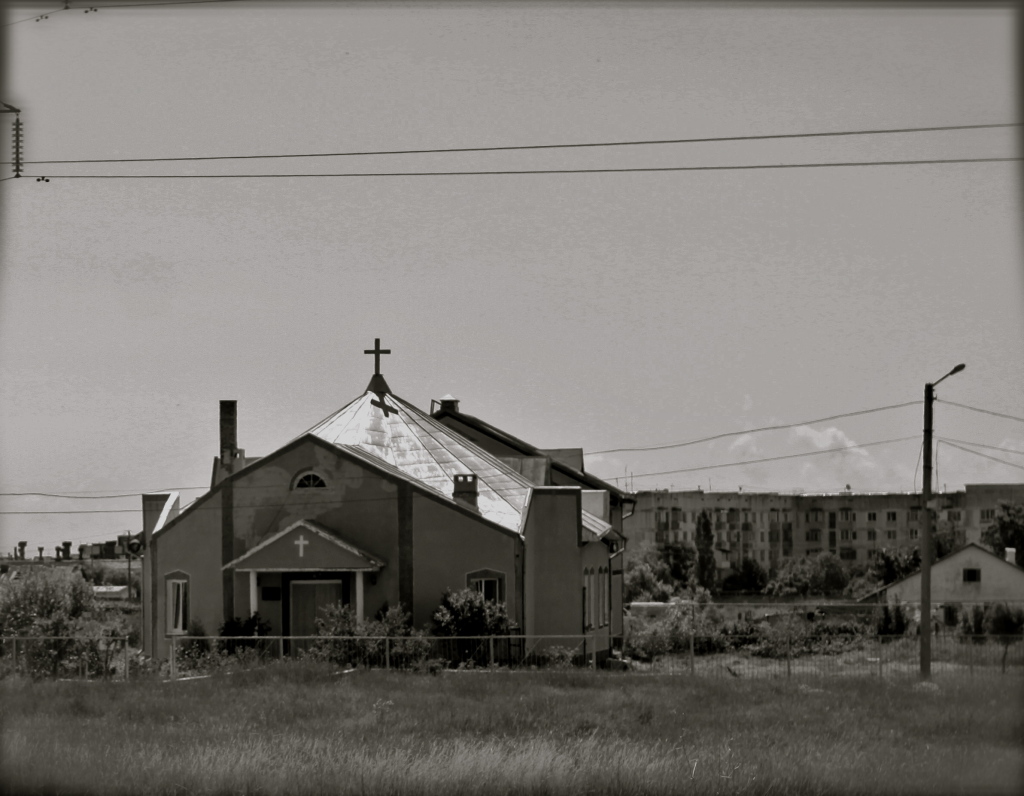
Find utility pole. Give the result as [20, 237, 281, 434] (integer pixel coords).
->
[1, 103, 22, 179]
[920, 363, 965, 680]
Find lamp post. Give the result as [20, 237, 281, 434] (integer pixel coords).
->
[921, 363, 965, 679]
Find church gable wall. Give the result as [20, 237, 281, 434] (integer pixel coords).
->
[411, 494, 519, 629]
[150, 492, 223, 660]
[224, 440, 402, 623]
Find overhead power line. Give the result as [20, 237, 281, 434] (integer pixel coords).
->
[622, 436, 918, 480]
[18, 122, 1021, 165]
[18, 157, 1021, 180]
[592, 401, 921, 455]
[2, 0, 245, 24]
[939, 441, 1024, 472]
[938, 437, 1024, 456]
[938, 400, 1024, 424]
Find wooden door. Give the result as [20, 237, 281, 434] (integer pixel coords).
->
[290, 580, 344, 642]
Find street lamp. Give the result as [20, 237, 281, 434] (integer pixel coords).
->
[921, 362, 965, 679]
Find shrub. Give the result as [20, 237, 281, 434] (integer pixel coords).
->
[311, 603, 430, 668]
[876, 604, 909, 638]
[0, 568, 101, 678]
[957, 604, 987, 644]
[984, 603, 1024, 673]
[431, 588, 516, 637]
[218, 613, 272, 655]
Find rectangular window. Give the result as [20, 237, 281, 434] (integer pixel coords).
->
[886, 512, 897, 523]
[868, 512, 877, 522]
[840, 509, 850, 522]
[167, 579, 189, 635]
[981, 509, 995, 522]
[471, 577, 501, 602]
[841, 529, 850, 541]
[963, 568, 981, 583]
[852, 512, 857, 522]
[867, 529, 877, 541]
[760, 532, 765, 543]
[886, 529, 897, 540]
[840, 548, 857, 561]
[910, 509, 920, 521]
[805, 529, 820, 543]
[910, 528, 919, 540]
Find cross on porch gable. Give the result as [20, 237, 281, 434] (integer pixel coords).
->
[364, 338, 391, 376]
[294, 534, 309, 557]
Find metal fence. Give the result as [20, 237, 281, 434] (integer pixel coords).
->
[164, 634, 599, 678]
[637, 633, 1024, 678]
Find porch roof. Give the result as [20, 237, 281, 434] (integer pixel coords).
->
[223, 519, 386, 572]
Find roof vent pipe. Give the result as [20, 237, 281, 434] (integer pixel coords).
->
[453, 473, 478, 510]
[439, 395, 460, 413]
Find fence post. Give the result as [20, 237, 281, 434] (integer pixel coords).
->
[489, 636, 494, 667]
[278, 637, 284, 661]
[877, 635, 882, 678]
[386, 637, 391, 670]
[689, 602, 696, 676]
[591, 634, 598, 670]
[124, 637, 130, 682]
[786, 626, 792, 679]
[170, 635, 177, 680]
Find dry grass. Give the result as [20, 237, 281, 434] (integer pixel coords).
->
[2, 665, 1022, 795]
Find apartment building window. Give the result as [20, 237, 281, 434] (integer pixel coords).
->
[963, 568, 981, 583]
[909, 509, 920, 522]
[886, 529, 897, 541]
[840, 509, 850, 522]
[867, 512, 877, 522]
[867, 529, 877, 542]
[980, 509, 995, 522]
[806, 529, 821, 543]
[783, 512, 790, 523]
[886, 512, 897, 523]
[840, 529, 850, 542]
[851, 530, 857, 541]
[910, 528, 919, 540]
[840, 548, 857, 561]
[760, 532, 765, 543]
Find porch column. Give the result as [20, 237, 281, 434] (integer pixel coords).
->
[249, 571, 257, 618]
[355, 571, 364, 622]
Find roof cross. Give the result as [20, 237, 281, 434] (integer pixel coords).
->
[364, 338, 391, 376]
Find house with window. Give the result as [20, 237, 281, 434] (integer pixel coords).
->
[140, 342, 627, 662]
[858, 543, 1024, 611]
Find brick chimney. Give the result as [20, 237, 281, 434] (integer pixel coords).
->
[453, 473, 479, 510]
[37, 546, 44, 561]
[17, 541, 26, 560]
[54, 546, 62, 561]
[62, 541, 72, 560]
[220, 400, 238, 464]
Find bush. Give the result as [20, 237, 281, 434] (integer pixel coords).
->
[957, 604, 987, 644]
[218, 613, 272, 655]
[0, 568, 102, 678]
[875, 604, 909, 638]
[625, 592, 728, 661]
[431, 588, 516, 637]
[310, 603, 430, 668]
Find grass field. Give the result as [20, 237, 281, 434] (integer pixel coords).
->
[2, 665, 1022, 795]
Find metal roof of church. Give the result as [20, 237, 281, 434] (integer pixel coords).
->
[304, 390, 612, 540]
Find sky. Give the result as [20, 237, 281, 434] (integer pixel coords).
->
[1, 0, 1022, 554]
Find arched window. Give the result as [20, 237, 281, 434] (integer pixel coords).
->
[293, 472, 327, 489]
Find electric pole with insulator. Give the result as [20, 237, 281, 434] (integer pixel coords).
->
[920, 363, 965, 680]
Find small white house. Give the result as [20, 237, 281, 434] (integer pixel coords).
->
[861, 543, 1024, 608]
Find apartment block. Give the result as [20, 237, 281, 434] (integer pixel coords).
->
[623, 483, 1024, 574]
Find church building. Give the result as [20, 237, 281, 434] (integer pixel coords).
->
[140, 341, 631, 662]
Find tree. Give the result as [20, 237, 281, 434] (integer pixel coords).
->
[660, 541, 696, 586]
[722, 557, 768, 593]
[871, 547, 921, 586]
[984, 602, 1024, 674]
[981, 502, 1024, 568]
[694, 510, 717, 593]
[623, 556, 674, 604]
[764, 552, 849, 598]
